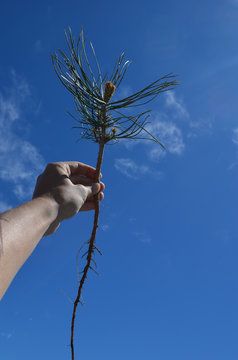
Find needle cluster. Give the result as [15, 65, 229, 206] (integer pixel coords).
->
[51, 27, 179, 146]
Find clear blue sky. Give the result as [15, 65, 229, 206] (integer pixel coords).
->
[1, 0, 238, 359]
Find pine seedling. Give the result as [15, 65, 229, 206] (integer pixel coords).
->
[52, 27, 179, 360]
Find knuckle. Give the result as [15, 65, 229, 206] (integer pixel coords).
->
[45, 163, 56, 171]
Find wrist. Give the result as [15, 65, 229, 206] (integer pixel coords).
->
[32, 195, 59, 224]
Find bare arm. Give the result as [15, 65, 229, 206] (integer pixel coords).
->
[0, 161, 104, 299]
[0, 197, 58, 299]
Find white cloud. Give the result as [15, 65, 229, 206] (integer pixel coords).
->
[228, 128, 238, 170]
[114, 158, 163, 179]
[122, 117, 184, 162]
[165, 91, 213, 138]
[146, 120, 185, 161]
[10, 69, 30, 101]
[0, 72, 45, 202]
[114, 92, 186, 176]
[232, 128, 238, 145]
[132, 231, 151, 244]
[165, 91, 189, 119]
[101, 224, 109, 231]
[0, 332, 13, 340]
[114, 158, 146, 179]
[187, 115, 214, 138]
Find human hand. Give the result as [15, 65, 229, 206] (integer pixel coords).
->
[33, 161, 105, 235]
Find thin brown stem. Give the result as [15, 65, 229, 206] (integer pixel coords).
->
[70, 135, 105, 360]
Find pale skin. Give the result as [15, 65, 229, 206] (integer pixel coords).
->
[0, 161, 105, 300]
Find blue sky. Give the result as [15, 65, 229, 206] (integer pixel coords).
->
[1, 0, 238, 359]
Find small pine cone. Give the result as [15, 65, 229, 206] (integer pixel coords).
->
[111, 128, 117, 137]
[104, 81, 116, 103]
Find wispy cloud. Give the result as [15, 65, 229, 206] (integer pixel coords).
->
[132, 231, 151, 244]
[187, 116, 214, 138]
[0, 332, 13, 340]
[227, 128, 238, 170]
[121, 91, 185, 158]
[165, 91, 189, 119]
[114, 91, 187, 177]
[0, 71, 45, 202]
[232, 128, 238, 145]
[114, 158, 163, 179]
[165, 91, 213, 138]
[122, 116, 185, 162]
[146, 120, 185, 161]
[101, 224, 109, 232]
[114, 158, 148, 179]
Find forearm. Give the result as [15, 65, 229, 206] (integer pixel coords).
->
[0, 197, 58, 299]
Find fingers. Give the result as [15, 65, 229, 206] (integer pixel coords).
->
[68, 162, 96, 179]
[70, 174, 103, 185]
[58, 161, 102, 180]
[70, 173, 105, 199]
[45, 161, 102, 181]
[77, 181, 104, 200]
[71, 174, 105, 192]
